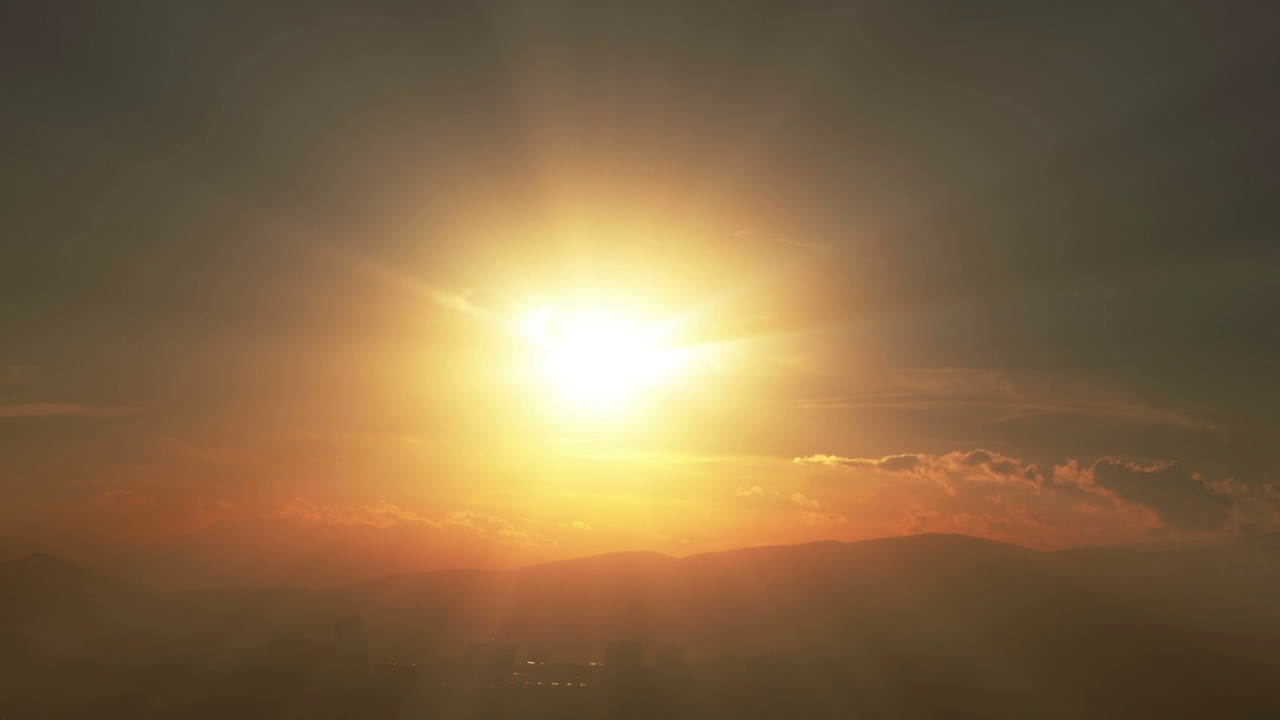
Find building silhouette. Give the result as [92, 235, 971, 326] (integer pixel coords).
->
[461, 640, 517, 681]
[656, 644, 685, 675]
[332, 614, 369, 661]
[527, 643, 550, 665]
[604, 639, 642, 679]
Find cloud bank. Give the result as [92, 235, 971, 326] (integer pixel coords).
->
[795, 449, 1268, 547]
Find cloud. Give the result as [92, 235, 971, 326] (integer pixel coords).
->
[735, 486, 839, 521]
[735, 226, 859, 254]
[446, 511, 557, 548]
[795, 368, 1226, 437]
[426, 286, 488, 318]
[796, 449, 1042, 495]
[558, 520, 592, 531]
[0, 402, 133, 418]
[366, 499, 444, 527]
[273, 497, 442, 529]
[268, 499, 555, 547]
[774, 236, 828, 251]
[321, 246, 490, 319]
[899, 504, 943, 534]
[1076, 458, 1234, 532]
[795, 448, 1262, 545]
[791, 492, 822, 509]
[95, 489, 156, 507]
[797, 453, 923, 473]
[194, 498, 249, 526]
[803, 511, 847, 525]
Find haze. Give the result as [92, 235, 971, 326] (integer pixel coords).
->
[4, 1, 1280, 717]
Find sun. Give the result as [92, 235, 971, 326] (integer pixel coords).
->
[521, 305, 688, 414]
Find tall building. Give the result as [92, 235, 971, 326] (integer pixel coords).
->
[527, 644, 550, 665]
[656, 645, 685, 675]
[462, 640, 517, 674]
[333, 614, 369, 660]
[604, 639, 642, 677]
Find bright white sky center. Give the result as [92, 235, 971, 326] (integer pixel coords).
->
[521, 306, 686, 414]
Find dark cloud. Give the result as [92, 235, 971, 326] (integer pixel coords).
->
[1089, 458, 1233, 532]
[796, 449, 1041, 488]
[797, 449, 1266, 544]
[956, 450, 1043, 484]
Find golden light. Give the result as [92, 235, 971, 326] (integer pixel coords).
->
[521, 305, 690, 414]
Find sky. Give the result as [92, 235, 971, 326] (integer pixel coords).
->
[2, 0, 1279, 589]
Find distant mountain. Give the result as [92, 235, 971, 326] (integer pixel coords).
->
[0, 553, 141, 653]
[0, 553, 139, 597]
[327, 533, 1049, 660]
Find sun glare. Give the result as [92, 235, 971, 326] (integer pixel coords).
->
[521, 305, 688, 414]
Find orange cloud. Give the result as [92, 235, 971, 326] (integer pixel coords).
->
[193, 498, 250, 526]
[790, 492, 822, 509]
[271, 497, 443, 529]
[265, 499, 556, 549]
[95, 489, 156, 507]
[446, 511, 557, 549]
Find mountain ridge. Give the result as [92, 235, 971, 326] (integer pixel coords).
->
[3, 530, 1262, 594]
[3, 531, 1280, 667]
[0, 551, 139, 596]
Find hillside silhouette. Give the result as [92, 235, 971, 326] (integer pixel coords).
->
[4, 533, 1280, 718]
